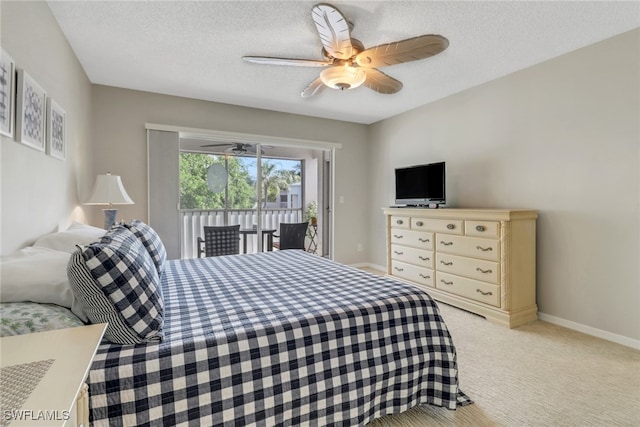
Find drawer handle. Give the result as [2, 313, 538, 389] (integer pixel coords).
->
[440, 261, 453, 266]
[446, 224, 455, 230]
[440, 241, 453, 246]
[394, 267, 404, 272]
[475, 225, 485, 232]
[394, 250, 404, 255]
[418, 256, 430, 261]
[476, 289, 493, 296]
[415, 221, 424, 227]
[440, 280, 453, 285]
[476, 267, 493, 274]
[418, 238, 430, 243]
[396, 219, 404, 225]
[393, 234, 404, 239]
[419, 274, 431, 279]
[476, 246, 493, 252]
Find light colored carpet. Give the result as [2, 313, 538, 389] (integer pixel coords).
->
[360, 268, 640, 427]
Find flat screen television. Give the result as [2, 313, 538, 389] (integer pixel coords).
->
[394, 162, 446, 206]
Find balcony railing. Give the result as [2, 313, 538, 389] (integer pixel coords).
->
[180, 208, 303, 258]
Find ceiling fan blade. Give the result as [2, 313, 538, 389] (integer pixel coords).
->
[311, 4, 353, 60]
[362, 68, 403, 94]
[201, 143, 234, 148]
[301, 77, 325, 98]
[243, 56, 332, 67]
[355, 34, 449, 68]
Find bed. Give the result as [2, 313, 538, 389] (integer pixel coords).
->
[1, 222, 471, 426]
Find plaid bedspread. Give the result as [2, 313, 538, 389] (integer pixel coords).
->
[88, 250, 471, 426]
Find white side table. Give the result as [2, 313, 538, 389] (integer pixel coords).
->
[0, 323, 106, 427]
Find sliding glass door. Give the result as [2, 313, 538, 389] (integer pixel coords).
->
[178, 151, 305, 257]
[147, 127, 335, 260]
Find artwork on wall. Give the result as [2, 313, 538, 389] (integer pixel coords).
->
[16, 69, 47, 151]
[0, 48, 16, 138]
[46, 98, 66, 160]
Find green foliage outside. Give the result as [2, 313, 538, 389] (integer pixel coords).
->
[179, 153, 255, 209]
[260, 161, 301, 208]
[179, 153, 302, 210]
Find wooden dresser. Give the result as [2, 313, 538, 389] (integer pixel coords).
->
[383, 208, 538, 328]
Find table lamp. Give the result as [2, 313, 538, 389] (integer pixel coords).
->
[85, 172, 134, 229]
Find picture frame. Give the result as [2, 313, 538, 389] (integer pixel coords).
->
[0, 48, 16, 138]
[46, 98, 66, 160]
[16, 69, 47, 151]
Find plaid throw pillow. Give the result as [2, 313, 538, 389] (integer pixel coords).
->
[123, 220, 167, 274]
[67, 227, 164, 345]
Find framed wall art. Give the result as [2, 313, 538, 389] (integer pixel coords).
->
[46, 98, 66, 160]
[0, 48, 15, 138]
[16, 69, 47, 151]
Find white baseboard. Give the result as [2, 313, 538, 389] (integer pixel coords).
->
[349, 262, 386, 272]
[538, 312, 640, 350]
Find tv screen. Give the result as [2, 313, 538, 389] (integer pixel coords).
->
[395, 162, 446, 206]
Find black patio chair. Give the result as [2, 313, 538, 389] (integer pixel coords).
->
[197, 225, 240, 257]
[273, 222, 308, 250]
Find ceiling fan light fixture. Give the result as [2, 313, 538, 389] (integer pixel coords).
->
[320, 66, 366, 91]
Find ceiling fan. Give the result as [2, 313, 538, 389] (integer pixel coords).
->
[200, 142, 263, 155]
[242, 3, 449, 98]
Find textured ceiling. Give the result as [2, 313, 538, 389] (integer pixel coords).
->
[47, 1, 639, 125]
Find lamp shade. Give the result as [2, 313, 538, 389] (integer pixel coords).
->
[85, 173, 134, 206]
[320, 66, 366, 91]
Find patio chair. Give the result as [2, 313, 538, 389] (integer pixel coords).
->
[197, 225, 240, 257]
[273, 222, 308, 251]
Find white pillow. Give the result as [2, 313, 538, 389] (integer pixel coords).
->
[33, 222, 106, 253]
[0, 246, 88, 322]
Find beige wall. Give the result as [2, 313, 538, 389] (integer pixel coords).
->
[1, 1, 93, 254]
[368, 29, 640, 341]
[91, 86, 370, 264]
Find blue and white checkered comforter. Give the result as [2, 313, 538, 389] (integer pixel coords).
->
[88, 250, 470, 426]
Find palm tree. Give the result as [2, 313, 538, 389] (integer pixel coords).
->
[260, 160, 300, 208]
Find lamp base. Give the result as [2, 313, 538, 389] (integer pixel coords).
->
[102, 209, 118, 229]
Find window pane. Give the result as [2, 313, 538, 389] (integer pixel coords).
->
[260, 159, 302, 209]
[227, 157, 256, 209]
[180, 153, 302, 210]
[179, 153, 226, 209]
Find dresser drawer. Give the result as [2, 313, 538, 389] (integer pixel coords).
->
[465, 220, 500, 238]
[391, 244, 434, 268]
[436, 234, 500, 261]
[436, 253, 499, 284]
[390, 216, 410, 229]
[390, 229, 433, 249]
[436, 272, 500, 307]
[411, 218, 463, 235]
[391, 261, 434, 288]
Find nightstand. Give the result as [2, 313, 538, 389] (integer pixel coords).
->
[0, 323, 106, 427]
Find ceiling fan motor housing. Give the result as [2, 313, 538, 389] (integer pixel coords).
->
[319, 39, 366, 90]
